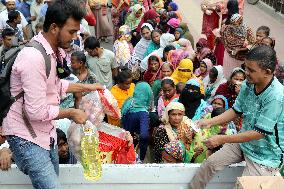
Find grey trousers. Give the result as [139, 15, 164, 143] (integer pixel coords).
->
[188, 143, 279, 189]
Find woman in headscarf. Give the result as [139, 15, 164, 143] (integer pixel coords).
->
[167, 18, 180, 34]
[141, 33, 175, 71]
[179, 22, 195, 47]
[153, 102, 194, 163]
[167, 2, 182, 21]
[194, 58, 214, 81]
[167, 49, 189, 69]
[157, 78, 180, 118]
[177, 38, 195, 60]
[136, 9, 160, 32]
[133, 23, 154, 61]
[143, 55, 163, 85]
[214, 0, 240, 66]
[90, 0, 113, 42]
[195, 37, 217, 71]
[144, 30, 162, 58]
[221, 13, 255, 78]
[179, 79, 210, 121]
[151, 62, 174, 106]
[125, 4, 144, 46]
[204, 65, 227, 102]
[111, 0, 131, 41]
[113, 25, 133, 68]
[174, 27, 184, 41]
[121, 82, 154, 162]
[162, 140, 191, 163]
[215, 67, 245, 107]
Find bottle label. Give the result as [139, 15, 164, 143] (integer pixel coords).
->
[84, 128, 93, 136]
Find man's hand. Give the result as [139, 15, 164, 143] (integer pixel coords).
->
[70, 109, 88, 124]
[204, 135, 225, 149]
[0, 148, 12, 171]
[66, 83, 104, 93]
[196, 119, 212, 129]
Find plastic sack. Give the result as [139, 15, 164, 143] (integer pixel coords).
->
[67, 122, 136, 164]
[97, 89, 121, 119]
[79, 91, 105, 126]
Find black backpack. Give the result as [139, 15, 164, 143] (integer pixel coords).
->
[0, 41, 51, 138]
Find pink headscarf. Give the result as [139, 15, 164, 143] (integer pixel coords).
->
[167, 18, 180, 29]
[194, 58, 213, 79]
[178, 38, 195, 60]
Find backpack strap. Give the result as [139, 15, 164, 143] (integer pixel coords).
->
[18, 41, 51, 139]
[26, 40, 51, 78]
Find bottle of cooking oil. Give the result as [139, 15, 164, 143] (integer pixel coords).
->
[81, 121, 102, 181]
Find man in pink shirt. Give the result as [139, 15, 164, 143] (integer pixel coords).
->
[2, 0, 102, 188]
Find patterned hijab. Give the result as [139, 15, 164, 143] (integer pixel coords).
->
[164, 140, 191, 163]
[125, 4, 144, 30]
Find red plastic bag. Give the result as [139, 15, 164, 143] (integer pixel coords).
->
[97, 89, 121, 119]
[98, 131, 136, 164]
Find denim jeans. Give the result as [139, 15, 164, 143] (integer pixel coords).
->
[7, 136, 61, 189]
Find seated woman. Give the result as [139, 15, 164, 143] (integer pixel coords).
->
[167, 2, 182, 22]
[153, 102, 194, 163]
[152, 62, 174, 106]
[171, 59, 205, 94]
[194, 37, 216, 70]
[143, 55, 162, 85]
[162, 140, 191, 163]
[179, 79, 210, 121]
[121, 82, 153, 162]
[144, 30, 162, 57]
[109, 69, 135, 127]
[179, 22, 194, 48]
[157, 78, 179, 118]
[194, 58, 213, 81]
[215, 67, 245, 107]
[174, 27, 183, 41]
[204, 65, 227, 102]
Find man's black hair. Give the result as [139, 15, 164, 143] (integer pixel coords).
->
[43, 0, 86, 32]
[246, 45, 277, 72]
[1, 28, 15, 39]
[56, 128, 67, 143]
[84, 36, 100, 50]
[8, 10, 20, 23]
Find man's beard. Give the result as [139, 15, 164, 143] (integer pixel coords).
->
[59, 151, 70, 164]
[56, 33, 72, 49]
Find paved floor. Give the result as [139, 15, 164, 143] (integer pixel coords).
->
[176, 0, 284, 60]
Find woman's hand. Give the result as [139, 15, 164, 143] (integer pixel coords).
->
[196, 119, 212, 129]
[125, 131, 134, 147]
[234, 84, 241, 94]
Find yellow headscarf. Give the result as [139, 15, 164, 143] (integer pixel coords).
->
[171, 59, 193, 84]
[171, 59, 205, 94]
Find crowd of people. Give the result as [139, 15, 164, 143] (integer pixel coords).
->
[0, 0, 283, 189]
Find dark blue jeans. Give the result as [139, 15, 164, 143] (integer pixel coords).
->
[7, 136, 60, 189]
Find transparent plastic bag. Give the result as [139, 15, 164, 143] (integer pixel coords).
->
[79, 91, 105, 126]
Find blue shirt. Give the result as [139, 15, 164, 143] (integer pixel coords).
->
[233, 78, 284, 168]
[17, 1, 31, 21]
[39, 3, 48, 18]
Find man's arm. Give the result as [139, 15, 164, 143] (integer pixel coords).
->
[22, 26, 29, 40]
[205, 130, 264, 149]
[66, 83, 103, 93]
[198, 108, 239, 129]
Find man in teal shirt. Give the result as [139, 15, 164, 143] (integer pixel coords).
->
[189, 45, 284, 189]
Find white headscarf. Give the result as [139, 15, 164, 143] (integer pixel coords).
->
[161, 102, 185, 124]
[140, 33, 175, 71]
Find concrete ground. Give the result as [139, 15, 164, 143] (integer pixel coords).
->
[176, 0, 284, 60]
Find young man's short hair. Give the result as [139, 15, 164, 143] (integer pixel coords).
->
[1, 28, 15, 39]
[8, 10, 20, 23]
[246, 45, 277, 72]
[84, 36, 100, 50]
[43, 0, 86, 32]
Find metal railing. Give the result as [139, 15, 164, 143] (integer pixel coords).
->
[261, 0, 284, 14]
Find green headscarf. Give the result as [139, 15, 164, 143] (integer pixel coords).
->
[121, 82, 153, 115]
[125, 4, 144, 30]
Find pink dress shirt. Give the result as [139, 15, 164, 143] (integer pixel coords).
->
[2, 32, 69, 150]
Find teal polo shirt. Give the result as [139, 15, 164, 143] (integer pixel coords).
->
[233, 77, 284, 168]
